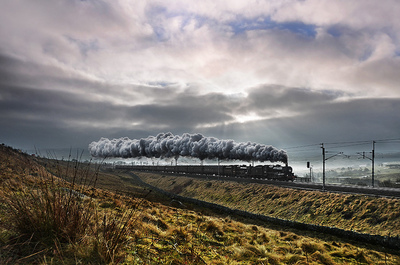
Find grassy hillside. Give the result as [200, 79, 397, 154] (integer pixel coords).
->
[0, 145, 399, 264]
[137, 172, 400, 237]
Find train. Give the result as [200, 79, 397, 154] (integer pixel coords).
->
[115, 163, 296, 181]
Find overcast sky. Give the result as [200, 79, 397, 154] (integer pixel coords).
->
[1, 0, 400, 157]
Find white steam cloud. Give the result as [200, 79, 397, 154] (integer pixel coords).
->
[88, 132, 288, 163]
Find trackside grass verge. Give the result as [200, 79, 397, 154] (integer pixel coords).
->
[137, 172, 400, 237]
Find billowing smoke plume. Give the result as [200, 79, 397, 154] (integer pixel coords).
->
[88, 132, 288, 163]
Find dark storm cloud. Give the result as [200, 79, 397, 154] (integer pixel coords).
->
[205, 96, 400, 148]
[126, 104, 233, 127]
[3, 52, 399, 152]
[0, 83, 235, 132]
[0, 53, 239, 148]
[242, 85, 346, 113]
[309, 98, 400, 137]
[0, 53, 173, 105]
[1, 52, 399, 152]
[293, 98, 400, 145]
[0, 85, 121, 124]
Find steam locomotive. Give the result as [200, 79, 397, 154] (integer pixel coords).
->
[115, 164, 296, 181]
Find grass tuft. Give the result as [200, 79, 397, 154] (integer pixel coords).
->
[3, 174, 94, 245]
[0, 147, 143, 263]
[312, 250, 336, 265]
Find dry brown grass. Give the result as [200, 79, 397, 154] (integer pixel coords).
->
[1, 145, 400, 264]
[139, 172, 400, 236]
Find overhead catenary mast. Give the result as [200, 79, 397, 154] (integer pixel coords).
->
[321, 143, 343, 191]
[357, 140, 375, 187]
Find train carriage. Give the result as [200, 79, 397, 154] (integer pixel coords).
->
[115, 163, 296, 181]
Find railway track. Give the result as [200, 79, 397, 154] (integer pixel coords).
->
[276, 180, 400, 198]
[131, 170, 400, 198]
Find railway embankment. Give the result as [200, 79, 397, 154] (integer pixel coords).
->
[132, 171, 400, 250]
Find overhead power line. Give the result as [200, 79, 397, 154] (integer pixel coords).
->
[283, 143, 323, 150]
[284, 137, 400, 150]
[375, 138, 400, 143]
